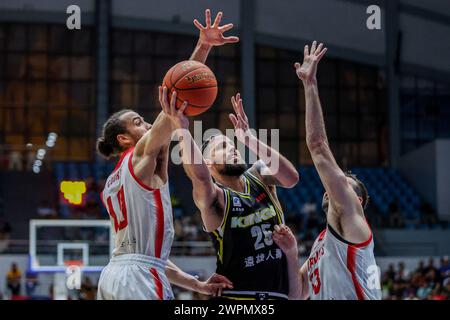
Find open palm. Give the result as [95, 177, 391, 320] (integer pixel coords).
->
[229, 93, 252, 143]
[294, 41, 327, 83]
[194, 9, 239, 47]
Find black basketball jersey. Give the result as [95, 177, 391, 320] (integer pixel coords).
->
[208, 171, 289, 300]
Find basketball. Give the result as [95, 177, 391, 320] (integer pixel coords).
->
[162, 60, 218, 116]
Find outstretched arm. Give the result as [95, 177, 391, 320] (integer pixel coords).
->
[229, 93, 299, 188]
[132, 12, 237, 183]
[296, 41, 370, 242]
[166, 260, 233, 297]
[131, 87, 177, 187]
[133, 87, 174, 160]
[160, 88, 225, 233]
[190, 9, 239, 64]
[273, 224, 309, 300]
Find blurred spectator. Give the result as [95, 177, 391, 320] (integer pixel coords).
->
[439, 256, 450, 276]
[182, 216, 199, 240]
[382, 258, 449, 300]
[429, 284, 446, 300]
[416, 279, 433, 299]
[79, 277, 96, 300]
[97, 179, 109, 218]
[396, 262, 411, 283]
[25, 144, 35, 172]
[420, 201, 438, 227]
[84, 178, 101, 218]
[6, 263, 22, 296]
[301, 199, 317, 215]
[174, 217, 184, 241]
[443, 277, 450, 297]
[388, 202, 404, 228]
[299, 198, 317, 230]
[385, 263, 396, 282]
[36, 200, 57, 219]
[171, 195, 184, 219]
[8, 150, 23, 171]
[415, 260, 425, 275]
[423, 257, 438, 276]
[0, 221, 12, 252]
[25, 270, 39, 297]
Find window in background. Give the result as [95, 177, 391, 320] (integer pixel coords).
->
[400, 75, 450, 154]
[255, 45, 387, 167]
[110, 29, 241, 136]
[0, 24, 95, 161]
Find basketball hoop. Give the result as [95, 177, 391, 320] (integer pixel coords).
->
[64, 260, 84, 268]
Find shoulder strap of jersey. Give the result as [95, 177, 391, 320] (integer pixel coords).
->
[218, 187, 232, 234]
[209, 186, 231, 264]
[244, 171, 285, 224]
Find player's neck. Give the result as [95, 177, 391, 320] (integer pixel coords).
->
[215, 174, 246, 193]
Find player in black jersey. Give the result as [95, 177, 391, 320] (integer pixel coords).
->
[164, 92, 300, 300]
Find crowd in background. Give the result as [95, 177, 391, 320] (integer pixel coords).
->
[1, 262, 97, 300]
[3, 257, 447, 300]
[1, 174, 449, 300]
[0, 174, 443, 257]
[382, 257, 450, 300]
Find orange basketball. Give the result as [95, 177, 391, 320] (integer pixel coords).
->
[162, 60, 218, 116]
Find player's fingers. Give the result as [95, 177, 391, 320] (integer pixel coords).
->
[274, 224, 281, 232]
[229, 114, 238, 127]
[170, 90, 177, 114]
[235, 93, 243, 115]
[311, 40, 317, 54]
[193, 19, 205, 30]
[158, 86, 164, 110]
[214, 274, 233, 287]
[237, 114, 246, 126]
[178, 101, 188, 115]
[219, 23, 234, 32]
[213, 11, 222, 28]
[230, 95, 237, 109]
[272, 232, 279, 240]
[237, 100, 247, 122]
[162, 86, 169, 110]
[230, 99, 238, 117]
[304, 45, 309, 57]
[315, 43, 323, 55]
[205, 9, 211, 27]
[317, 47, 328, 61]
[223, 36, 240, 43]
[294, 62, 301, 70]
[238, 99, 246, 119]
[218, 287, 223, 297]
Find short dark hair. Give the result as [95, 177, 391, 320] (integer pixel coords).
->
[201, 134, 220, 155]
[345, 171, 369, 209]
[96, 109, 133, 159]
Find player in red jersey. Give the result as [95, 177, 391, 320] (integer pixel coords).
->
[97, 9, 238, 300]
[273, 41, 381, 300]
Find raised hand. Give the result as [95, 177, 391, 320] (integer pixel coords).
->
[158, 86, 189, 130]
[229, 93, 253, 143]
[294, 41, 328, 84]
[194, 9, 239, 47]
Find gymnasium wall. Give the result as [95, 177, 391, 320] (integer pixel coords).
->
[0, 0, 449, 74]
[399, 139, 450, 221]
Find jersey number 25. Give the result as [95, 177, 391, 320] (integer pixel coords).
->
[251, 224, 273, 250]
